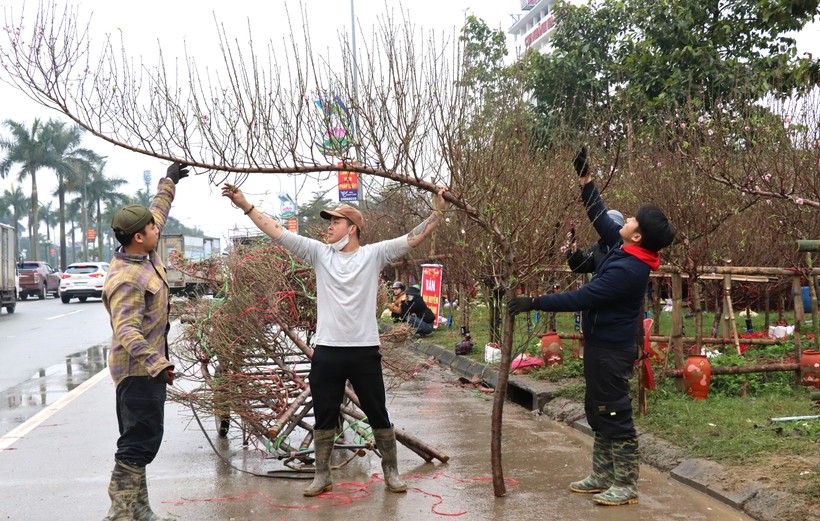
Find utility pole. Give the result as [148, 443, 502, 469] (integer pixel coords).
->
[143, 170, 152, 202]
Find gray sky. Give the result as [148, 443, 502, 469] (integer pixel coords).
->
[0, 0, 516, 241]
[0, 1, 817, 243]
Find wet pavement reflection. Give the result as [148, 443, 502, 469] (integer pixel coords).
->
[0, 344, 108, 436]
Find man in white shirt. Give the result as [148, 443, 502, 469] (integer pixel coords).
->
[222, 182, 449, 497]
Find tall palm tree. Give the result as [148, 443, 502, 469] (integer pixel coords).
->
[64, 196, 84, 264]
[39, 200, 59, 264]
[0, 185, 27, 259]
[0, 119, 51, 261]
[85, 159, 127, 260]
[42, 120, 96, 270]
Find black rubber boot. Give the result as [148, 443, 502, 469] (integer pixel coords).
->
[373, 427, 407, 493]
[303, 429, 336, 497]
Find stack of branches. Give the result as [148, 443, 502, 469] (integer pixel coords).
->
[169, 239, 430, 464]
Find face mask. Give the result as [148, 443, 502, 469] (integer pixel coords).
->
[331, 229, 352, 252]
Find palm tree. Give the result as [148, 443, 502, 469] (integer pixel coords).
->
[0, 119, 51, 261]
[0, 185, 27, 259]
[64, 197, 84, 264]
[42, 120, 96, 270]
[39, 200, 59, 264]
[85, 159, 127, 260]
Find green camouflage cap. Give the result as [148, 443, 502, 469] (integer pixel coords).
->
[111, 205, 153, 234]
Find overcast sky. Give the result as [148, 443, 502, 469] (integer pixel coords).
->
[0, 0, 515, 242]
[0, 1, 817, 244]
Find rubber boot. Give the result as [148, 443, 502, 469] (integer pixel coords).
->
[303, 429, 336, 497]
[102, 460, 142, 521]
[373, 427, 407, 493]
[135, 470, 176, 521]
[593, 438, 640, 506]
[570, 432, 614, 493]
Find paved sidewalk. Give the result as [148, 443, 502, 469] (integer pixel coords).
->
[0, 356, 757, 521]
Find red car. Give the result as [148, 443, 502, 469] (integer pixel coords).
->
[17, 261, 61, 300]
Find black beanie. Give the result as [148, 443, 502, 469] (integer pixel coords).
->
[635, 205, 675, 252]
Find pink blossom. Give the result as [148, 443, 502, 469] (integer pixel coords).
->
[698, 116, 705, 123]
[796, 198, 804, 205]
[785, 117, 792, 123]
[680, 123, 686, 129]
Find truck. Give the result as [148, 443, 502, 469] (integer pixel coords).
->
[157, 234, 221, 296]
[0, 223, 17, 314]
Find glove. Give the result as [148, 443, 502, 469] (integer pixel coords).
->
[165, 162, 190, 184]
[573, 146, 589, 177]
[507, 296, 535, 316]
[153, 366, 175, 386]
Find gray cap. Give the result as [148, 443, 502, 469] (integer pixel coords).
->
[607, 209, 625, 227]
[112, 205, 153, 234]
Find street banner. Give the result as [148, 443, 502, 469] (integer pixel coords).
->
[338, 165, 359, 202]
[278, 193, 296, 219]
[287, 219, 298, 232]
[421, 264, 443, 328]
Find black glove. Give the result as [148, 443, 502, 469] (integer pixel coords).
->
[153, 366, 175, 386]
[507, 296, 535, 316]
[165, 162, 190, 184]
[573, 146, 589, 177]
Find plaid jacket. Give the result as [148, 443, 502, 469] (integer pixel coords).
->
[103, 178, 175, 386]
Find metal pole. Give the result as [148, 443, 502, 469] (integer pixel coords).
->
[351, 0, 363, 203]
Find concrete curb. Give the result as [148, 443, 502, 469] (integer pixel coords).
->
[409, 338, 810, 521]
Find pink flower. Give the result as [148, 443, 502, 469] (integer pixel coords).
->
[698, 116, 705, 123]
[680, 123, 686, 129]
[796, 198, 804, 205]
[785, 117, 792, 123]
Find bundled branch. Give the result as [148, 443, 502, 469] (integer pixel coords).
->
[168, 239, 441, 468]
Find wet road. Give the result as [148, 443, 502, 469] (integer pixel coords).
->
[0, 357, 753, 520]
[0, 296, 110, 436]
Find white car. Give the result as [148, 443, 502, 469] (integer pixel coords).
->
[60, 261, 109, 303]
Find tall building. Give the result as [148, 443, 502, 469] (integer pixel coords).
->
[508, 0, 564, 55]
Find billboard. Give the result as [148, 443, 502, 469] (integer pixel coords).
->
[338, 168, 359, 202]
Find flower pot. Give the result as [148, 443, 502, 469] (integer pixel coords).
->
[683, 353, 711, 400]
[540, 332, 563, 366]
[799, 349, 820, 388]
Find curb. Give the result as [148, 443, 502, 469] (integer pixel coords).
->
[409, 338, 810, 521]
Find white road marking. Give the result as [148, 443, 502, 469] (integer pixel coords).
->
[46, 310, 84, 320]
[0, 369, 108, 451]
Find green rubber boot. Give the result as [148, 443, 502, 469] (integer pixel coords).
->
[135, 470, 176, 520]
[570, 432, 613, 493]
[593, 438, 640, 506]
[373, 427, 407, 493]
[303, 429, 336, 497]
[102, 460, 142, 521]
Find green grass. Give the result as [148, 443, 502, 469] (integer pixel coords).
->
[401, 302, 820, 504]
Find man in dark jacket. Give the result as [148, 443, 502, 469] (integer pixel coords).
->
[566, 209, 624, 273]
[402, 286, 435, 336]
[508, 147, 675, 507]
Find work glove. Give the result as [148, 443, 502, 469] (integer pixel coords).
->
[165, 162, 190, 184]
[153, 366, 175, 386]
[507, 296, 535, 316]
[573, 146, 589, 177]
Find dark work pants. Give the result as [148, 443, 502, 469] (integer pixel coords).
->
[309, 345, 392, 430]
[583, 343, 637, 440]
[115, 375, 166, 467]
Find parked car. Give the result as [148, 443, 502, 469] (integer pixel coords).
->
[60, 261, 109, 303]
[17, 261, 61, 300]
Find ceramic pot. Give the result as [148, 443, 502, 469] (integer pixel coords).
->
[683, 354, 711, 400]
[799, 349, 820, 388]
[540, 332, 563, 366]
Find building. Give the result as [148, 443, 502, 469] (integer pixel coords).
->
[508, 0, 568, 55]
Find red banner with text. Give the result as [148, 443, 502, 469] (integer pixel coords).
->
[421, 264, 443, 328]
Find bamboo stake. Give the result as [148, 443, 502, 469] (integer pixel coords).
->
[723, 275, 742, 355]
[792, 276, 805, 388]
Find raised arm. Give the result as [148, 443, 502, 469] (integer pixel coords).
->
[407, 186, 451, 249]
[221, 183, 285, 241]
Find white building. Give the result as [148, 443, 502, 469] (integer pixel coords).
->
[508, 0, 577, 55]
